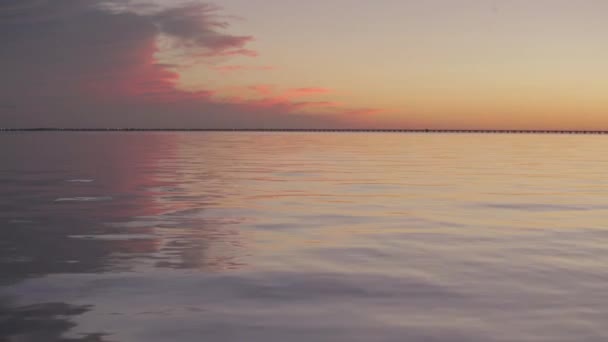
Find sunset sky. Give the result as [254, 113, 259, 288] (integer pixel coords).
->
[1, 0, 608, 129]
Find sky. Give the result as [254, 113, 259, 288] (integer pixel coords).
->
[1, 0, 608, 129]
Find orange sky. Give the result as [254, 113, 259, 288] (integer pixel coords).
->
[2, 0, 608, 129]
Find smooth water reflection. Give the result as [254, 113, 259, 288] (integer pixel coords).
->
[1, 132, 608, 341]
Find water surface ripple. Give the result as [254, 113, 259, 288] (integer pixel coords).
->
[1, 132, 608, 341]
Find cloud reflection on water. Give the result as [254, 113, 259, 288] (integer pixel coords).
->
[2, 133, 608, 341]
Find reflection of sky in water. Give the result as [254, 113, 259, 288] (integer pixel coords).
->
[2, 133, 608, 341]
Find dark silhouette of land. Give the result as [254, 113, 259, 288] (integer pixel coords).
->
[1, 128, 608, 134]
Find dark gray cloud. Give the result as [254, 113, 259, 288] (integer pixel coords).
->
[0, 0, 345, 128]
[102, 1, 255, 57]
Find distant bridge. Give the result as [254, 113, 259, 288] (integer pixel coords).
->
[2, 128, 608, 134]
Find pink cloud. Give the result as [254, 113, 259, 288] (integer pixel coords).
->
[216, 85, 342, 113]
[212, 65, 274, 73]
[292, 87, 331, 93]
[248, 84, 275, 96]
[83, 35, 214, 103]
[344, 108, 385, 116]
[2, 0, 370, 129]
[285, 87, 331, 98]
[77, 3, 260, 104]
[285, 101, 343, 109]
[212, 84, 386, 120]
[226, 48, 259, 57]
[46, 2, 385, 123]
[200, 48, 258, 58]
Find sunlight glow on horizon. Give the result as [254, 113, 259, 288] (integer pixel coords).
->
[2, 0, 608, 129]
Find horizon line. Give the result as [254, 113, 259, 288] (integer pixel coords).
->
[2, 128, 608, 134]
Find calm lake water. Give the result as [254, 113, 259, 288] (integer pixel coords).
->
[1, 132, 608, 341]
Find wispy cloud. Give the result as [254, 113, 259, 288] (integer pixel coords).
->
[101, 1, 258, 59]
[344, 108, 385, 116]
[220, 84, 380, 118]
[284, 87, 332, 98]
[248, 84, 275, 96]
[201, 48, 258, 57]
[212, 65, 274, 73]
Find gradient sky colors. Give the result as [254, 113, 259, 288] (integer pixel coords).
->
[1, 0, 608, 129]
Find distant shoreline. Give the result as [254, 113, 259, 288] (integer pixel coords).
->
[1, 128, 607, 134]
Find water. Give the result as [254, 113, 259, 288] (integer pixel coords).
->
[1, 132, 608, 342]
